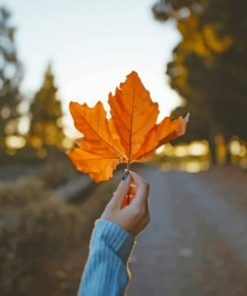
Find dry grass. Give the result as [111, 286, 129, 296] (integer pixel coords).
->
[0, 176, 47, 208]
[0, 168, 119, 296]
[38, 156, 79, 189]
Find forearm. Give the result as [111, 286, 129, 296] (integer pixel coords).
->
[78, 219, 135, 296]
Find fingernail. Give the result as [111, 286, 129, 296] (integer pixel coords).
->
[122, 171, 129, 181]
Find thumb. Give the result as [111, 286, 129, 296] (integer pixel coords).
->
[112, 171, 130, 209]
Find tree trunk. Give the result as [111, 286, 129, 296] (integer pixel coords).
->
[208, 136, 217, 165]
[225, 139, 232, 166]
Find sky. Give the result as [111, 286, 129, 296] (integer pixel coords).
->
[3, 0, 181, 138]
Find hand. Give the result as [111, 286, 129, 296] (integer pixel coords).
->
[101, 170, 150, 237]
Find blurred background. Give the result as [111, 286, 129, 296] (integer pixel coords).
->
[0, 0, 246, 295]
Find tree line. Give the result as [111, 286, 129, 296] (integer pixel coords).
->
[1, 3, 246, 164]
[0, 6, 66, 160]
[153, 0, 247, 163]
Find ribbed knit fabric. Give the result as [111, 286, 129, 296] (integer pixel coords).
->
[78, 218, 136, 296]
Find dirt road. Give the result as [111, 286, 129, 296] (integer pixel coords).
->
[128, 167, 247, 296]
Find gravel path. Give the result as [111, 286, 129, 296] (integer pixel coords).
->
[128, 167, 247, 296]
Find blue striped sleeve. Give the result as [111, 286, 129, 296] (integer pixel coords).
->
[78, 218, 136, 296]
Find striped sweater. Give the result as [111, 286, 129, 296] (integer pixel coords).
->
[78, 219, 136, 296]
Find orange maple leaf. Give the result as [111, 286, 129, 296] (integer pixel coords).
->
[67, 71, 189, 182]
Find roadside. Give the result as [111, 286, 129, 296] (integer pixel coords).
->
[128, 166, 247, 296]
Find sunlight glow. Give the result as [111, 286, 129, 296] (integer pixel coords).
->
[6, 136, 26, 149]
[163, 143, 174, 156]
[182, 160, 210, 173]
[174, 146, 188, 157]
[156, 141, 210, 158]
[239, 146, 246, 157]
[5, 0, 182, 139]
[156, 146, 165, 154]
[188, 141, 209, 156]
[230, 140, 241, 155]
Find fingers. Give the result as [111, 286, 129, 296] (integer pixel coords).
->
[103, 170, 150, 237]
[129, 171, 150, 208]
[126, 172, 151, 235]
[111, 171, 131, 208]
[120, 179, 136, 209]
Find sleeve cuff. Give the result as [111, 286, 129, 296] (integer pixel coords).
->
[89, 218, 136, 264]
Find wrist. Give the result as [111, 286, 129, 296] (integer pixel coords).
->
[90, 218, 136, 263]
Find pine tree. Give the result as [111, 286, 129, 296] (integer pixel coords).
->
[0, 6, 23, 153]
[28, 64, 65, 157]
